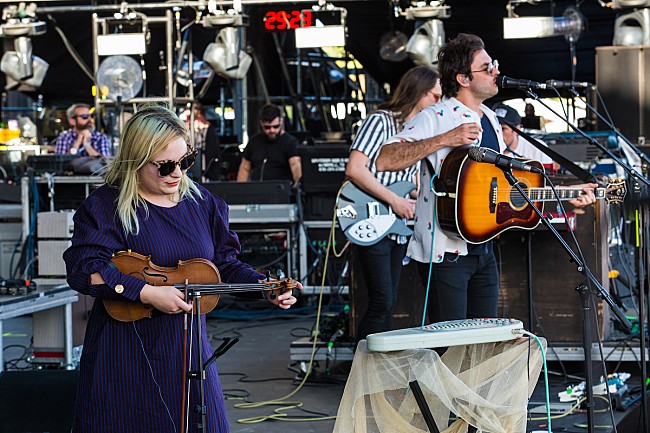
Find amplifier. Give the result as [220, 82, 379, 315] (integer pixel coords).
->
[37, 210, 75, 239]
[538, 131, 618, 163]
[299, 144, 348, 193]
[202, 180, 292, 204]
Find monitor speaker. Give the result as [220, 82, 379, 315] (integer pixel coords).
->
[0, 370, 78, 433]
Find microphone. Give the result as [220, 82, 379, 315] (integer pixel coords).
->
[467, 147, 543, 174]
[496, 76, 547, 90]
[545, 79, 591, 89]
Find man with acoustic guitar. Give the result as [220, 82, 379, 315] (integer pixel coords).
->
[376, 33, 596, 325]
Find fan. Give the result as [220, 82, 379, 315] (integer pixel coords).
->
[96, 55, 143, 101]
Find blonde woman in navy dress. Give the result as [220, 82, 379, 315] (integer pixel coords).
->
[63, 105, 299, 432]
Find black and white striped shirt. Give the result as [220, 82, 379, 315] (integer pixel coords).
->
[350, 110, 419, 186]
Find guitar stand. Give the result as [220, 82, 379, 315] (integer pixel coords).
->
[498, 167, 631, 433]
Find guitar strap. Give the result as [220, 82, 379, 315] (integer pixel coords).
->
[422, 157, 448, 197]
[499, 118, 598, 184]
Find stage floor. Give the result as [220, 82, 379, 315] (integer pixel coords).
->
[0, 296, 647, 433]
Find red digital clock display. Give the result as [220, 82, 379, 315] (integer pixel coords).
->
[264, 10, 312, 31]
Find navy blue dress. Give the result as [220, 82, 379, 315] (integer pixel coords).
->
[64, 184, 264, 433]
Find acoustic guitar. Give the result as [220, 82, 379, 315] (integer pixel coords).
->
[436, 146, 626, 244]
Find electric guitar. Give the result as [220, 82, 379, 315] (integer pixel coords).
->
[436, 146, 626, 244]
[336, 180, 416, 246]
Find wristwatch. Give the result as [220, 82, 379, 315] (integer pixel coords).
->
[70, 148, 78, 155]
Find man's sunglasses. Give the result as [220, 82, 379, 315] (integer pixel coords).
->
[75, 114, 91, 119]
[150, 150, 197, 177]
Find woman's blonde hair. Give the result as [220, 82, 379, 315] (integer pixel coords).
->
[104, 105, 202, 234]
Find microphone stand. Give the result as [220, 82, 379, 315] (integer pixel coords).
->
[498, 167, 631, 433]
[569, 86, 650, 433]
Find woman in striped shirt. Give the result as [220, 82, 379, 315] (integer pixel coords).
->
[63, 105, 299, 432]
[345, 66, 442, 340]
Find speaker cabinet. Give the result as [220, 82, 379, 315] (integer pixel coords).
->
[596, 46, 650, 143]
[0, 370, 78, 433]
[496, 200, 610, 343]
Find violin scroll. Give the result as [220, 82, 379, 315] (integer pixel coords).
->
[261, 278, 297, 301]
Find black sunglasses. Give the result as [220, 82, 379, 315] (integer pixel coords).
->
[75, 114, 91, 119]
[150, 150, 197, 177]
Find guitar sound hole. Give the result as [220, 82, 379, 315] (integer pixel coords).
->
[510, 185, 528, 208]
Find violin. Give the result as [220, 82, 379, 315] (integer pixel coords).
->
[103, 250, 296, 322]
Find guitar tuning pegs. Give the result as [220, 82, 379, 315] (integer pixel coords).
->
[265, 270, 271, 281]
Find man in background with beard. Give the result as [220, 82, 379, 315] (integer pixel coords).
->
[237, 103, 301, 188]
[55, 103, 111, 156]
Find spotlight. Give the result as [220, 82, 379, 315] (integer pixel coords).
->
[0, 2, 46, 82]
[613, 8, 650, 45]
[404, 2, 450, 66]
[404, 2, 451, 20]
[503, 6, 584, 41]
[203, 26, 251, 80]
[406, 19, 445, 65]
[295, 6, 347, 48]
[0, 51, 48, 90]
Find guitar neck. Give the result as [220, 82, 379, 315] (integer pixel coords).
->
[528, 187, 604, 202]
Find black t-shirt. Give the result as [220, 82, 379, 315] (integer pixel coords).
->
[242, 132, 299, 181]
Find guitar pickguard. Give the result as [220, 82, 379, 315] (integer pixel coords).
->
[344, 215, 398, 246]
[336, 181, 416, 246]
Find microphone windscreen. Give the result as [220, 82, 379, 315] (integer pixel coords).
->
[467, 146, 486, 162]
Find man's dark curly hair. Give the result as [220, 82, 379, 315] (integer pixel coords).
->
[438, 33, 485, 99]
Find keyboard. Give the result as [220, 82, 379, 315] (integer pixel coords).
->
[366, 318, 524, 352]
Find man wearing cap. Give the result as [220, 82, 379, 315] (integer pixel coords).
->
[493, 102, 554, 168]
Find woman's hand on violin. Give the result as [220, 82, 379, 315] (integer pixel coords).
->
[268, 282, 302, 310]
[140, 284, 193, 315]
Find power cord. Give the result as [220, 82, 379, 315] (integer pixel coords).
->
[231, 200, 345, 425]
